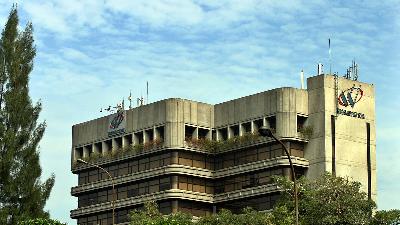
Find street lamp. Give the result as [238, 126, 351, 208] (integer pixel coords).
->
[258, 126, 299, 225]
[77, 159, 116, 225]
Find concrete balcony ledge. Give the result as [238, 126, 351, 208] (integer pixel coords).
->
[70, 185, 281, 218]
[214, 156, 309, 178]
[214, 184, 279, 202]
[70, 189, 213, 218]
[183, 136, 309, 155]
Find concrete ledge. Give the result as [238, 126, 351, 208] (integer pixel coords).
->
[70, 189, 213, 218]
[70, 185, 280, 218]
[214, 184, 279, 202]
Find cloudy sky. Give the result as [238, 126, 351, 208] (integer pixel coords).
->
[1, 0, 399, 224]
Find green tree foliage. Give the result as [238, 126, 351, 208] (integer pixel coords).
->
[0, 7, 55, 224]
[130, 201, 193, 225]
[17, 218, 66, 225]
[273, 173, 376, 225]
[371, 209, 400, 225]
[197, 208, 273, 225]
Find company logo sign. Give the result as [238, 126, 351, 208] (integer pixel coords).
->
[108, 110, 126, 137]
[338, 86, 363, 108]
[337, 85, 365, 119]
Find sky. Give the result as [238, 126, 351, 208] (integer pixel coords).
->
[0, 0, 399, 224]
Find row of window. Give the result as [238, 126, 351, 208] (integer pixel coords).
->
[77, 208, 134, 225]
[214, 169, 284, 193]
[217, 194, 280, 213]
[78, 152, 171, 184]
[78, 168, 295, 208]
[78, 177, 171, 207]
[77, 142, 304, 185]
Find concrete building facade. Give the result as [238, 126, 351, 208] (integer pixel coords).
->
[70, 74, 376, 225]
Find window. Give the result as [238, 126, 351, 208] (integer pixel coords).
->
[159, 201, 172, 214]
[198, 127, 209, 139]
[266, 116, 276, 131]
[218, 127, 228, 141]
[242, 122, 252, 134]
[230, 125, 239, 137]
[297, 115, 307, 132]
[185, 125, 196, 140]
[159, 177, 171, 191]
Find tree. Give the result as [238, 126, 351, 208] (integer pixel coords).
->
[130, 201, 193, 225]
[273, 173, 376, 225]
[371, 209, 400, 225]
[17, 218, 66, 225]
[0, 6, 55, 224]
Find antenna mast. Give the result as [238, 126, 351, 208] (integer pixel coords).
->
[329, 38, 332, 75]
[128, 90, 132, 109]
[146, 81, 149, 104]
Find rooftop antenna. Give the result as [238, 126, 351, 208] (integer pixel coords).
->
[128, 90, 132, 109]
[300, 70, 305, 89]
[329, 38, 332, 75]
[146, 81, 149, 104]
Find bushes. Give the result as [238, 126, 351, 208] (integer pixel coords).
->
[185, 132, 261, 153]
[73, 139, 164, 168]
[18, 218, 66, 225]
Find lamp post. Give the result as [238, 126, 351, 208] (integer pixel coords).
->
[77, 159, 116, 225]
[258, 126, 299, 225]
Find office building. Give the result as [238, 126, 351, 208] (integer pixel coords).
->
[70, 72, 376, 225]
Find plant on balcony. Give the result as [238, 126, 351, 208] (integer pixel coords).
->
[298, 125, 313, 139]
[185, 132, 260, 153]
[73, 139, 164, 168]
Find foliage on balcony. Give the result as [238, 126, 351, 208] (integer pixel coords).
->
[73, 138, 164, 168]
[298, 125, 313, 139]
[185, 132, 261, 153]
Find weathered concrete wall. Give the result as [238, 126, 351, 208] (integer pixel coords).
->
[214, 88, 308, 137]
[306, 74, 376, 201]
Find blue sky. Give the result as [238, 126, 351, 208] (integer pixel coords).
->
[0, 0, 399, 224]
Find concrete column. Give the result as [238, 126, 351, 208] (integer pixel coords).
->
[112, 138, 118, 152]
[216, 130, 221, 141]
[172, 176, 178, 189]
[74, 148, 81, 160]
[122, 135, 130, 148]
[83, 145, 90, 158]
[171, 200, 178, 213]
[154, 127, 160, 140]
[92, 143, 100, 155]
[239, 123, 244, 136]
[251, 121, 255, 133]
[192, 127, 198, 139]
[171, 152, 178, 164]
[228, 126, 233, 139]
[283, 168, 292, 180]
[263, 117, 269, 127]
[206, 129, 212, 140]
[102, 141, 109, 156]
[133, 133, 139, 145]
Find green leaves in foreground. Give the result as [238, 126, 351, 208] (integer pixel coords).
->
[17, 218, 66, 225]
